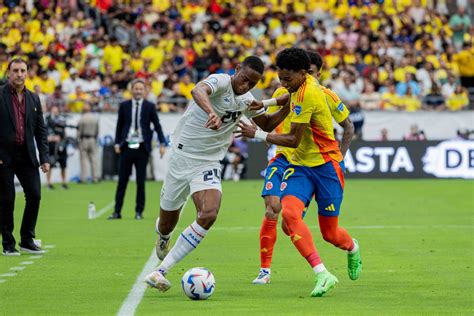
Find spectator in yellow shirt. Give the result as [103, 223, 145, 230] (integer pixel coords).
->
[178, 74, 195, 100]
[381, 84, 401, 110]
[399, 87, 421, 112]
[103, 38, 124, 73]
[446, 86, 469, 111]
[454, 42, 474, 88]
[130, 50, 144, 73]
[38, 71, 56, 95]
[68, 86, 90, 113]
[141, 38, 165, 72]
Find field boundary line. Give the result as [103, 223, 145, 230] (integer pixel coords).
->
[117, 249, 158, 316]
[205, 224, 472, 231]
[94, 201, 115, 219]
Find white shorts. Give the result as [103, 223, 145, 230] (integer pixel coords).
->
[160, 152, 222, 211]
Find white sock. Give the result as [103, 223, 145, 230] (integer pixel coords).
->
[348, 239, 359, 254]
[260, 268, 271, 274]
[313, 263, 326, 274]
[157, 220, 208, 275]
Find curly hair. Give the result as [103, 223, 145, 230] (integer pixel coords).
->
[241, 56, 265, 74]
[276, 48, 310, 72]
[306, 50, 323, 71]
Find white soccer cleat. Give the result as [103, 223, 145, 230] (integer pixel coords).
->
[155, 236, 171, 261]
[155, 218, 171, 260]
[252, 269, 271, 284]
[144, 270, 171, 292]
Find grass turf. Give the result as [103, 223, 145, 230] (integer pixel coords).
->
[0, 179, 472, 315]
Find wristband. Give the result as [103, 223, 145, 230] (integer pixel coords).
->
[262, 98, 277, 107]
[254, 129, 268, 141]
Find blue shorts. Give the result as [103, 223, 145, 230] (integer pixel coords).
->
[261, 154, 289, 198]
[280, 160, 345, 217]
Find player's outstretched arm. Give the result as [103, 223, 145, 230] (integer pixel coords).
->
[252, 105, 290, 132]
[338, 117, 354, 157]
[247, 94, 290, 111]
[251, 94, 291, 132]
[191, 82, 222, 130]
[236, 121, 305, 148]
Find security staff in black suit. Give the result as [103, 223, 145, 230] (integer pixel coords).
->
[0, 58, 49, 256]
[109, 79, 167, 220]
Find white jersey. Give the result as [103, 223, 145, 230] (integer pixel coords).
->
[172, 74, 260, 161]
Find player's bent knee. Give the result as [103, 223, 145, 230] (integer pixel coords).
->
[197, 208, 218, 229]
[264, 197, 281, 220]
[281, 207, 299, 223]
[264, 205, 280, 220]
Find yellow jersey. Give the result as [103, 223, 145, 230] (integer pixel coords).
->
[267, 87, 294, 160]
[289, 75, 343, 167]
[319, 84, 350, 124]
[267, 78, 349, 163]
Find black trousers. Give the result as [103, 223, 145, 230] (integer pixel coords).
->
[114, 144, 149, 214]
[0, 145, 41, 249]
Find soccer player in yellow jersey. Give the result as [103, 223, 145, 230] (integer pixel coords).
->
[251, 51, 355, 285]
[239, 48, 362, 297]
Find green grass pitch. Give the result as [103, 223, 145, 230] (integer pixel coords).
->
[0, 179, 472, 315]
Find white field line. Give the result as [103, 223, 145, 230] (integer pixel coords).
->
[94, 201, 115, 219]
[117, 249, 158, 316]
[206, 224, 472, 231]
[10, 266, 25, 271]
[0, 248, 52, 285]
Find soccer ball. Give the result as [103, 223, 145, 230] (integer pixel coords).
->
[181, 267, 216, 300]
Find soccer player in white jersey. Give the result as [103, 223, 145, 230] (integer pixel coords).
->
[145, 56, 290, 292]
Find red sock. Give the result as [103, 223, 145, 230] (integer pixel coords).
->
[318, 215, 354, 251]
[281, 195, 322, 267]
[259, 217, 277, 268]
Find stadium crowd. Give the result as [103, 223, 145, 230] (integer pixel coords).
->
[0, 0, 472, 115]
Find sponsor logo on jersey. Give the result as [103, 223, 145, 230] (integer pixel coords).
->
[280, 182, 287, 191]
[223, 96, 231, 103]
[265, 181, 273, 190]
[337, 102, 344, 111]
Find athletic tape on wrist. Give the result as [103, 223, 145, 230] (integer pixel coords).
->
[262, 98, 277, 107]
[254, 129, 268, 141]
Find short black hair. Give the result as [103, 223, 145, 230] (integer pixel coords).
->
[306, 50, 323, 71]
[241, 56, 264, 74]
[7, 57, 28, 71]
[276, 48, 310, 72]
[131, 78, 146, 88]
